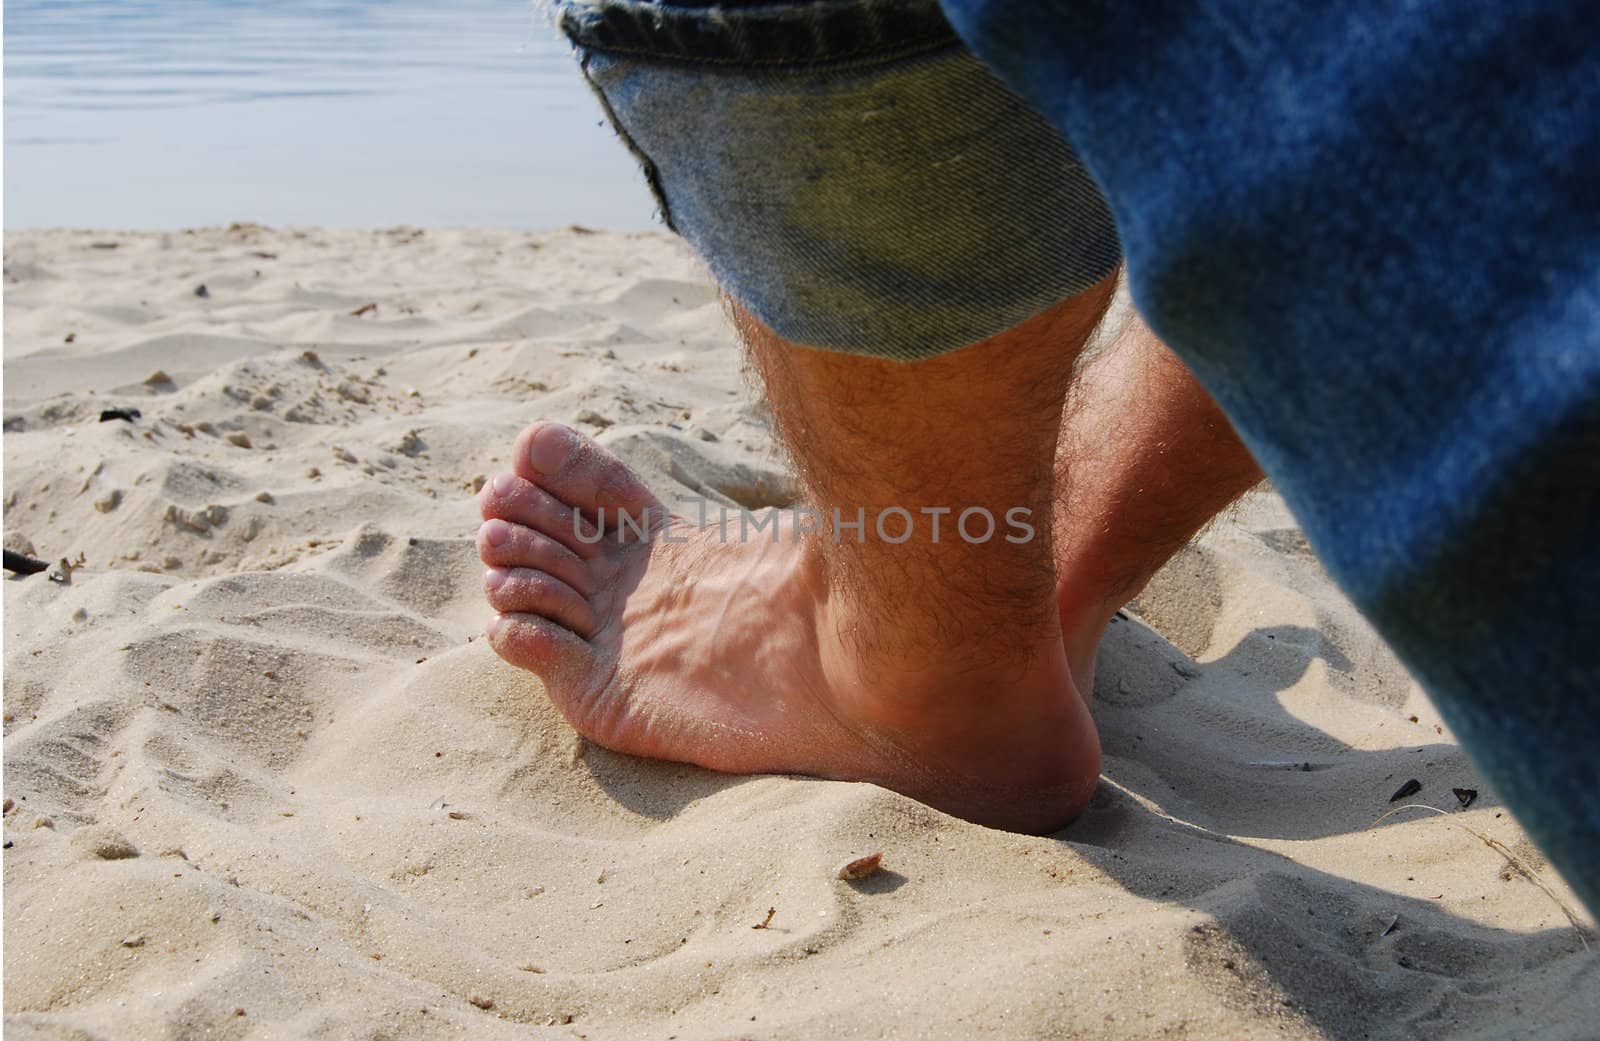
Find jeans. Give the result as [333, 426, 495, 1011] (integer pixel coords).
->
[554, 0, 1120, 360]
[554, 0, 1600, 915]
[939, 0, 1600, 916]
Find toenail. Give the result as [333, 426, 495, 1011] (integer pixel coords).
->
[490, 473, 517, 496]
[486, 614, 504, 639]
[482, 520, 511, 547]
[484, 567, 508, 591]
[528, 424, 574, 474]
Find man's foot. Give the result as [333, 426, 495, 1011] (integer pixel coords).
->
[479, 422, 1102, 833]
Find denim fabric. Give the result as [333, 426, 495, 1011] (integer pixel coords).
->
[555, 0, 960, 65]
[941, 0, 1600, 913]
[552, 0, 1121, 360]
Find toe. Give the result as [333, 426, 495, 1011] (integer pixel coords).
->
[511, 422, 661, 527]
[480, 474, 605, 558]
[483, 566, 598, 637]
[487, 611, 598, 678]
[476, 516, 598, 594]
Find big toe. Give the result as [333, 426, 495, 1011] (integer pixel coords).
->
[512, 422, 660, 525]
[518, 418, 656, 508]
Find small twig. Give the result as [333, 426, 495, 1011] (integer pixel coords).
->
[1374, 803, 1590, 950]
[752, 907, 776, 930]
[1245, 760, 1330, 772]
[48, 555, 84, 584]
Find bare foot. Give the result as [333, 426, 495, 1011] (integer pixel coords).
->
[478, 422, 1102, 832]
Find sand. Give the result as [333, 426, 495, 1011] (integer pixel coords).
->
[4, 225, 1596, 1040]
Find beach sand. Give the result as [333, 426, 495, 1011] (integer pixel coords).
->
[4, 226, 1595, 1039]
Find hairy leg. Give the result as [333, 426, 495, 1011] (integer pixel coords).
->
[479, 277, 1117, 831]
[1050, 312, 1265, 689]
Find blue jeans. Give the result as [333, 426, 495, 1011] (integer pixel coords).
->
[554, 0, 1600, 915]
[555, 0, 1119, 360]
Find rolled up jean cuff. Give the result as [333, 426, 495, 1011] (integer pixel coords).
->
[553, 0, 1121, 361]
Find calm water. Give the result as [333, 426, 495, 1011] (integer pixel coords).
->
[2, 0, 658, 229]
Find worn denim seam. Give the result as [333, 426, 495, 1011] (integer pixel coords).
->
[577, 53, 677, 232]
[554, 0, 958, 68]
[564, 35, 962, 71]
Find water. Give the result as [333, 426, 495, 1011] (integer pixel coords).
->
[2, 0, 659, 230]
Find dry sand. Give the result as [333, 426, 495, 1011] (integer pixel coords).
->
[4, 225, 1596, 1040]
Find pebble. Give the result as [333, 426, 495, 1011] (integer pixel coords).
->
[71, 825, 140, 860]
[164, 504, 211, 533]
